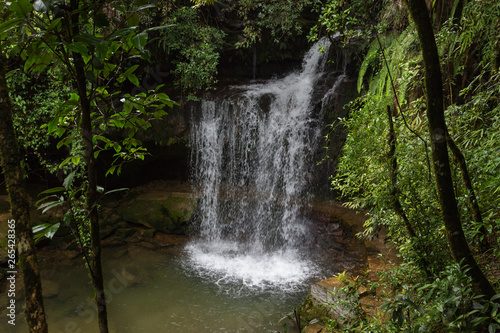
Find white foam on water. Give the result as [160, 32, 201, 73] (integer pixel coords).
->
[185, 241, 316, 292]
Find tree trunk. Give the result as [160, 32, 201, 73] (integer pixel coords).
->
[0, 55, 48, 332]
[69, 1, 109, 331]
[386, 106, 432, 277]
[74, 56, 109, 333]
[446, 132, 489, 250]
[403, 0, 496, 299]
[386, 107, 417, 240]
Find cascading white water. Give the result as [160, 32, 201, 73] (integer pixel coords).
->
[187, 38, 337, 289]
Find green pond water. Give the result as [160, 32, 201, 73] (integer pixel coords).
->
[1, 243, 312, 332]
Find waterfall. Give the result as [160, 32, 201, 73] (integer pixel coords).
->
[187, 38, 340, 289]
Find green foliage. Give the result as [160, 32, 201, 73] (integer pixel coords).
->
[191, 0, 218, 8]
[3, 0, 177, 176]
[34, 171, 85, 244]
[325, 272, 367, 331]
[323, 0, 500, 329]
[6, 68, 72, 173]
[323, 263, 500, 332]
[160, 6, 224, 97]
[35, 171, 128, 248]
[309, 0, 369, 43]
[227, 0, 319, 48]
[331, 0, 500, 275]
[377, 263, 500, 333]
[437, 0, 500, 248]
[308, 0, 390, 45]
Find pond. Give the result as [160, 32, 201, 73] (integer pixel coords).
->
[0, 242, 320, 333]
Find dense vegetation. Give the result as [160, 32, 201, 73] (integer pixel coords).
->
[1, 0, 499, 332]
[311, 0, 500, 331]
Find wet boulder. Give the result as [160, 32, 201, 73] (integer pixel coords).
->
[115, 190, 196, 234]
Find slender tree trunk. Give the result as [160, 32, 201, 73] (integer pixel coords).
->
[78, 69, 109, 333]
[403, 0, 496, 299]
[386, 107, 417, 240]
[0, 55, 48, 332]
[73, 57, 108, 333]
[386, 106, 432, 277]
[69, 1, 108, 331]
[446, 133, 489, 250]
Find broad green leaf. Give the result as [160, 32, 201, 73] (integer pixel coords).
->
[55, 127, 66, 138]
[9, 0, 33, 17]
[35, 195, 58, 207]
[68, 42, 88, 55]
[24, 48, 40, 72]
[110, 118, 125, 128]
[59, 156, 73, 168]
[123, 64, 139, 77]
[144, 24, 175, 33]
[153, 110, 165, 119]
[104, 188, 129, 195]
[141, 49, 151, 62]
[0, 18, 22, 35]
[95, 42, 108, 62]
[103, 62, 117, 78]
[106, 165, 117, 176]
[128, 73, 139, 86]
[71, 156, 81, 165]
[63, 171, 76, 190]
[47, 117, 59, 134]
[33, 0, 48, 12]
[42, 201, 64, 214]
[43, 223, 61, 239]
[127, 13, 140, 27]
[123, 100, 133, 114]
[113, 143, 122, 153]
[92, 57, 104, 70]
[37, 201, 59, 210]
[38, 187, 66, 196]
[33, 223, 50, 234]
[131, 32, 148, 51]
[46, 17, 63, 31]
[56, 137, 67, 149]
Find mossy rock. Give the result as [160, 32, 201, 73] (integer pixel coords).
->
[300, 291, 332, 326]
[116, 191, 195, 234]
[300, 276, 363, 330]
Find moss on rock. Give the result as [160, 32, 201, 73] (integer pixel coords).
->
[115, 191, 195, 234]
